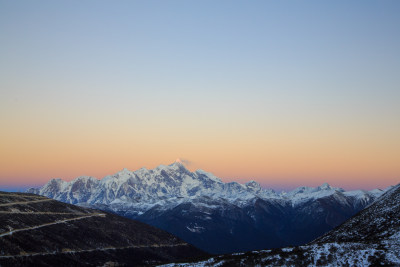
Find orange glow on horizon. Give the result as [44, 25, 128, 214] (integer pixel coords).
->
[1, 110, 399, 191]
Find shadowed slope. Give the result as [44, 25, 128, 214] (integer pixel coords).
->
[0, 192, 207, 266]
[161, 184, 400, 266]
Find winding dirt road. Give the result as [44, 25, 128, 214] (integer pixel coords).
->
[0, 213, 106, 238]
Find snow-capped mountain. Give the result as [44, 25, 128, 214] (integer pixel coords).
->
[169, 183, 400, 266]
[28, 161, 381, 211]
[28, 161, 386, 254]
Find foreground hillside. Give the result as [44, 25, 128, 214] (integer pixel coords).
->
[162, 183, 400, 266]
[0, 191, 206, 266]
[28, 161, 385, 254]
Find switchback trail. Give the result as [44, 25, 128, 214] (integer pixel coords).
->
[0, 193, 46, 198]
[0, 199, 52, 207]
[0, 213, 105, 238]
[0, 211, 90, 215]
[0, 243, 189, 258]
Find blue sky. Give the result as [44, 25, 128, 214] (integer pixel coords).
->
[1, 1, 399, 190]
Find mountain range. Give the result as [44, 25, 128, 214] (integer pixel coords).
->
[28, 161, 386, 254]
[167, 183, 400, 266]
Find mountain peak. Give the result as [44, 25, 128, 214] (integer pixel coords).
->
[49, 178, 63, 183]
[175, 158, 184, 164]
[246, 180, 261, 187]
[118, 168, 131, 174]
[245, 180, 262, 193]
[73, 176, 98, 182]
[319, 183, 331, 190]
[168, 159, 188, 170]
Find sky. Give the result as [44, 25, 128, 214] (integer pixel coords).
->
[0, 0, 399, 191]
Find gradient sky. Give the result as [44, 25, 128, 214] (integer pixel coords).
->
[1, 0, 399, 191]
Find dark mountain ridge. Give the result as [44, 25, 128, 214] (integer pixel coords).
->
[0, 191, 207, 266]
[166, 183, 400, 266]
